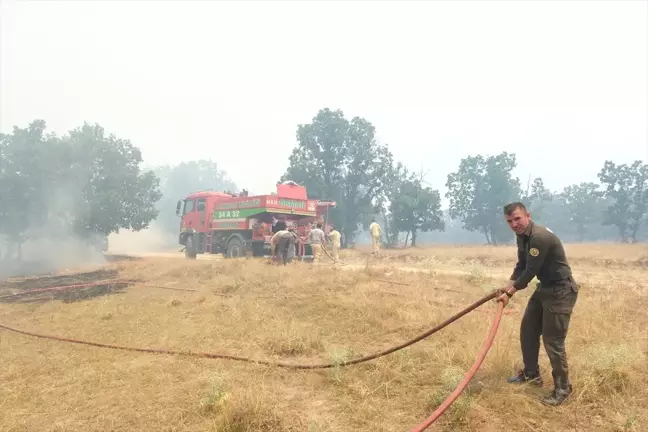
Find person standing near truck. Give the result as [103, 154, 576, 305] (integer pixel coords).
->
[269, 221, 298, 265]
[327, 225, 342, 263]
[309, 223, 326, 263]
[286, 226, 298, 264]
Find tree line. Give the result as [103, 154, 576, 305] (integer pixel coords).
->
[283, 108, 648, 246]
[1, 113, 646, 260]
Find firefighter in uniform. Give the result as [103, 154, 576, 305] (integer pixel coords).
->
[270, 221, 298, 265]
[327, 225, 342, 263]
[497, 202, 579, 406]
[309, 223, 325, 263]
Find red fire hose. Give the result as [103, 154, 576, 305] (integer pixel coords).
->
[0, 287, 499, 369]
[0, 278, 506, 430]
[410, 301, 504, 431]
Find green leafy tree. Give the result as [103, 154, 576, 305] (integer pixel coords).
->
[560, 182, 605, 241]
[390, 173, 445, 246]
[377, 162, 409, 246]
[597, 160, 648, 243]
[446, 152, 522, 245]
[0, 120, 162, 260]
[62, 123, 162, 238]
[282, 108, 394, 246]
[0, 120, 60, 258]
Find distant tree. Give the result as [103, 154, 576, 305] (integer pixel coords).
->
[0, 120, 162, 258]
[153, 160, 238, 237]
[560, 182, 605, 241]
[523, 177, 553, 221]
[416, 211, 485, 244]
[282, 108, 394, 246]
[390, 172, 445, 246]
[526, 193, 571, 237]
[445, 152, 522, 244]
[62, 123, 162, 238]
[374, 161, 409, 246]
[597, 160, 648, 243]
[0, 120, 58, 258]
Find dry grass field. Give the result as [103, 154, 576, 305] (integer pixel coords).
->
[1, 243, 647, 432]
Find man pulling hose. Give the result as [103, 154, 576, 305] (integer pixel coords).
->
[497, 202, 579, 406]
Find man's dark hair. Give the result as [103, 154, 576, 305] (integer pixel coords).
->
[503, 202, 527, 215]
[275, 220, 287, 231]
[316, 223, 323, 229]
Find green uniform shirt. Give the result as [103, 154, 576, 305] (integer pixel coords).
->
[510, 221, 572, 290]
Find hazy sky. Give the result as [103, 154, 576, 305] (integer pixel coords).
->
[2, 0, 646, 203]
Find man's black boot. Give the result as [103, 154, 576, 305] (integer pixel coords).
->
[507, 369, 543, 386]
[542, 375, 572, 406]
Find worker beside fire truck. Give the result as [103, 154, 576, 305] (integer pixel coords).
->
[308, 223, 326, 263]
[269, 221, 299, 265]
[327, 225, 341, 262]
[286, 226, 297, 263]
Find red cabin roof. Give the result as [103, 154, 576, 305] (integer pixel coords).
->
[185, 190, 234, 200]
[184, 182, 336, 208]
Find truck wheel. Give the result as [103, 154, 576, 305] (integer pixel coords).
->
[185, 235, 198, 259]
[226, 236, 244, 258]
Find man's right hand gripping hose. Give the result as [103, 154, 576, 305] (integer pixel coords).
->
[409, 292, 506, 431]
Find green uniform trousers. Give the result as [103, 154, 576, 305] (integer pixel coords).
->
[521, 277, 579, 383]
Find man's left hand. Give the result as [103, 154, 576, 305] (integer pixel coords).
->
[496, 287, 516, 307]
[497, 292, 511, 307]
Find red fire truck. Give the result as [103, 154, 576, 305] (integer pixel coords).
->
[176, 181, 336, 260]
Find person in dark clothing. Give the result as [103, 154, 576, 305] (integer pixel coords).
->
[269, 221, 298, 265]
[272, 219, 286, 234]
[497, 202, 580, 406]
